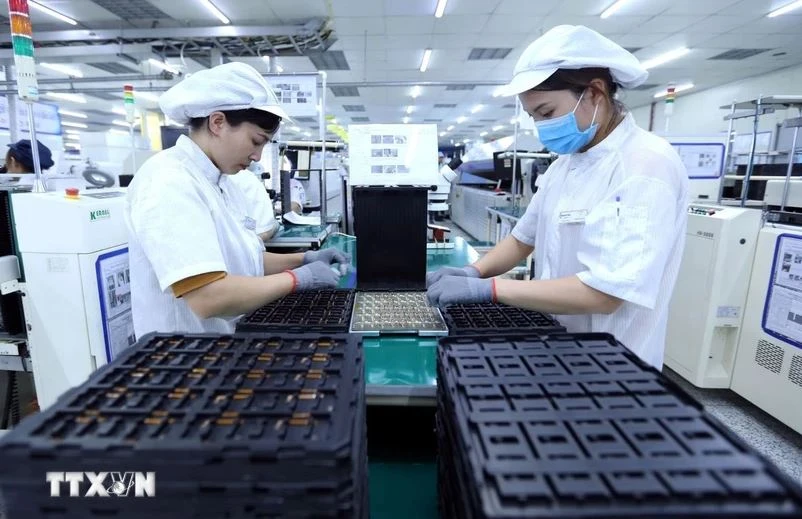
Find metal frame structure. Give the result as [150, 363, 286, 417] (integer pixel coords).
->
[718, 96, 802, 207]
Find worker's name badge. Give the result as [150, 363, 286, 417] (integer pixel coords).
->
[558, 209, 588, 224]
[243, 217, 256, 230]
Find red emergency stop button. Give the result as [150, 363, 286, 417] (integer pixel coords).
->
[65, 188, 80, 199]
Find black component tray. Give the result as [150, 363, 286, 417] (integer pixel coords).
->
[436, 333, 802, 518]
[0, 332, 368, 519]
[236, 290, 356, 333]
[442, 303, 565, 335]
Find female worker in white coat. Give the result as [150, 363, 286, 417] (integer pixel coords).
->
[126, 62, 348, 337]
[427, 25, 688, 369]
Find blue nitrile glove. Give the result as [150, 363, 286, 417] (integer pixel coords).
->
[426, 275, 495, 306]
[303, 249, 351, 275]
[288, 261, 340, 291]
[425, 265, 480, 287]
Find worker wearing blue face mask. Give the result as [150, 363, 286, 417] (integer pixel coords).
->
[427, 25, 689, 369]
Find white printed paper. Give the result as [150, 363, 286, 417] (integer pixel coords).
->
[282, 211, 321, 226]
[96, 249, 136, 361]
[764, 235, 802, 347]
[348, 124, 439, 186]
[265, 74, 318, 117]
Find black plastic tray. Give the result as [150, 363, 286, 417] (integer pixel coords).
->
[236, 290, 355, 333]
[435, 332, 802, 518]
[0, 332, 368, 519]
[442, 303, 565, 335]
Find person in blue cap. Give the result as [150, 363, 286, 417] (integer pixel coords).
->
[1, 139, 54, 176]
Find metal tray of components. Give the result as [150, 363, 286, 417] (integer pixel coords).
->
[349, 291, 448, 336]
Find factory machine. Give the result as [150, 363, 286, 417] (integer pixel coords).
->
[731, 180, 802, 434]
[665, 203, 763, 387]
[11, 188, 132, 409]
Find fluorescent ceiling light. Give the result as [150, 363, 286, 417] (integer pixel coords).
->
[331, 118, 338, 124]
[446, 125, 454, 131]
[600, 0, 631, 19]
[112, 107, 127, 115]
[405, 105, 414, 114]
[304, 131, 311, 137]
[62, 121, 88, 129]
[653, 82, 695, 98]
[768, 0, 802, 16]
[641, 47, 689, 70]
[492, 125, 504, 131]
[199, 0, 230, 24]
[410, 85, 422, 98]
[291, 126, 301, 132]
[510, 116, 518, 125]
[112, 120, 133, 127]
[41, 63, 83, 78]
[64, 129, 80, 135]
[65, 143, 80, 148]
[434, 0, 448, 18]
[29, 1, 78, 25]
[58, 109, 87, 119]
[403, 116, 410, 124]
[64, 134, 80, 140]
[276, 64, 284, 73]
[148, 58, 180, 75]
[456, 116, 467, 124]
[419, 49, 432, 72]
[439, 131, 446, 137]
[463, 138, 471, 144]
[480, 131, 488, 137]
[46, 92, 86, 104]
[493, 87, 506, 97]
[471, 104, 483, 114]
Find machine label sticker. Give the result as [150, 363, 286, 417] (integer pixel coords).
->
[89, 208, 110, 221]
[95, 249, 136, 362]
[763, 234, 802, 349]
[716, 306, 740, 319]
[558, 209, 588, 224]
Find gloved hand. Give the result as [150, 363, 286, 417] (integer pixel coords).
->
[426, 275, 495, 307]
[426, 265, 480, 287]
[303, 248, 351, 275]
[287, 261, 340, 291]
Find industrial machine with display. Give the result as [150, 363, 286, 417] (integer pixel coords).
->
[731, 180, 802, 434]
[665, 203, 763, 387]
[11, 188, 132, 409]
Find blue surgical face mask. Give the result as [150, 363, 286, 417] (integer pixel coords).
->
[534, 91, 598, 155]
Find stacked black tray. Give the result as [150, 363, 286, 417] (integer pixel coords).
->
[436, 333, 802, 518]
[441, 303, 565, 335]
[236, 290, 356, 333]
[0, 332, 368, 519]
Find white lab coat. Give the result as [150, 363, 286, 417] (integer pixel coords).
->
[125, 135, 266, 337]
[512, 114, 688, 368]
[229, 171, 278, 236]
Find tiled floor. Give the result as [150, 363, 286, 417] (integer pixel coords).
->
[663, 367, 802, 485]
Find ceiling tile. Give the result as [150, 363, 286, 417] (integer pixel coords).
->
[332, 0, 384, 16]
[433, 14, 490, 34]
[494, 0, 554, 15]
[384, 0, 437, 16]
[385, 15, 436, 34]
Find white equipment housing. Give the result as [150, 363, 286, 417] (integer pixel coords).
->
[764, 179, 802, 209]
[731, 223, 802, 434]
[665, 203, 763, 387]
[12, 188, 131, 409]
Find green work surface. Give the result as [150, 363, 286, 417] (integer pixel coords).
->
[369, 461, 438, 519]
[273, 223, 330, 239]
[488, 205, 526, 219]
[322, 234, 477, 392]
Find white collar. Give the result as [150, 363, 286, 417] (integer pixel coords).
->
[175, 135, 222, 186]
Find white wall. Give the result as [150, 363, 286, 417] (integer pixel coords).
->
[630, 64, 802, 142]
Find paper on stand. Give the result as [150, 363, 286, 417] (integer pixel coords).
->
[283, 211, 321, 226]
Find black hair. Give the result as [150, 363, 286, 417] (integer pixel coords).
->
[533, 68, 625, 137]
[188, 108, 282, 134]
